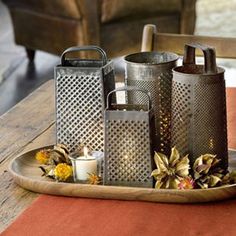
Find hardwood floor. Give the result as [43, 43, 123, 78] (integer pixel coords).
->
[0, 53, 59, 115]
[0, 1, 59, 115]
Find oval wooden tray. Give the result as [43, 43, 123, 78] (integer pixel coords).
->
[9, 146, 236, 203]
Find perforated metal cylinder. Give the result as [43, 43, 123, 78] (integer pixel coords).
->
[55, 46, 115, 153]
[171, 44, 228, 169]
[125, 52, 178, 155]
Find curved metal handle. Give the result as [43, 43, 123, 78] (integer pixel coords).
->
[61, 45, 108, 66]
[106, 86, 152, 110]
[183, 43, 217, 74]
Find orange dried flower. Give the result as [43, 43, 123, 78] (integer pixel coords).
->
[35, 149, 50, 164]
[88, 173, 101, 185]
[178, 177, 195, 190]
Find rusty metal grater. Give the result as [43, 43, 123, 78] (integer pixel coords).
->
[124, 51, 178, 155]
[55, 46, 115, 153]
[171, 43, 228, 169]
[104, 86, 156, 188]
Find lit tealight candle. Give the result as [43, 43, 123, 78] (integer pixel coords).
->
[70, 147, 98, 181]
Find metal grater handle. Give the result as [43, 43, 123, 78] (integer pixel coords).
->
[61, 45, 108, 66]
[106, 86, 152, 110]
[183, 43, 217, 74]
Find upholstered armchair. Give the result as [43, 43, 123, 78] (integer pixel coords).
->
[3, 0, 196, 60]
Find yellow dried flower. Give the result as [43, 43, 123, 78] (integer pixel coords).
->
[54, 163, 72, 181]
[87, 173, 101, 185]
[35, 149, 50, 164]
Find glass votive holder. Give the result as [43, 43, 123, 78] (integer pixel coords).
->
[69, 153, 98, 183]
[91, 151, 104, 177]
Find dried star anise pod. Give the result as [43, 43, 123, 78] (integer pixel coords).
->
[151, 147, 190, 189]
[193, 154, 226, 189]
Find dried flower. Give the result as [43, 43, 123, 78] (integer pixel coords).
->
[37, 144, 73, 182]
[193, 154, 226, 189]
[151, 147, 190, 189]
[49, 144, 71, 165]
[220, 170, 236, 186]
[72, 143, 89, 157]
[178, 177, 195, 190]
[36, 149, 50, 164]
[87, 173, 101, 185]
[39, 166, 55, 179]
[229, 170, 236, 183]
[54, 163, 72, 182]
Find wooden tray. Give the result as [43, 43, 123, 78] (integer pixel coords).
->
[8, 146, 236, 203]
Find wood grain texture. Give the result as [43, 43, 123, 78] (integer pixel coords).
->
[141, 25, 236, 58]
[0, 79, 55, 163]
[141, 24, 157, 52]
[0, 80, 55, 232]
[180, 0, 197, 34]
[0, 126, 56, 233]
[155, 33, 236, 59]
[8, 147, 236, 204]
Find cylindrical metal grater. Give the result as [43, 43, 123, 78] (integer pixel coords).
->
[172, 43, 228, 169]
[124, 51, 178, 156]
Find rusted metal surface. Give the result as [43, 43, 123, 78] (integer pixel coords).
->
[172, 44, 228, 168]
[125, 51, 178, 155]
[55, 46, 115, 153]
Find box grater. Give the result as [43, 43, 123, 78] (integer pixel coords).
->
[171, 43, 228, 169]
[104, 86, 156, 188]
[55, 46, 115, 153]
[124, 51, 178, 156]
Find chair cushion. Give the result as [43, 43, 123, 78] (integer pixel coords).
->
[101, 0, 182, 23]
[3, 0, 81, 20]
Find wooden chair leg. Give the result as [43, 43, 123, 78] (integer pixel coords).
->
[180, 0, 197, 34]
[141, 24, 157, 52]
[26, 48, 36, 62]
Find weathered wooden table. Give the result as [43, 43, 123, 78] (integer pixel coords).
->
[0, 80, 56, 232]
[0, 79, 236, 233]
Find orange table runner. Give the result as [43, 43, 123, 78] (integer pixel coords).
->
[1, 88, 236, 236]
[2, 195, 236, 236]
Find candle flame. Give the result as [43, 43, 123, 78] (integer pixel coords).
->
[84, 147, 89, 157]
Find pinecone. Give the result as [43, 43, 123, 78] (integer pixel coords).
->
[151, 147, 190, 189]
